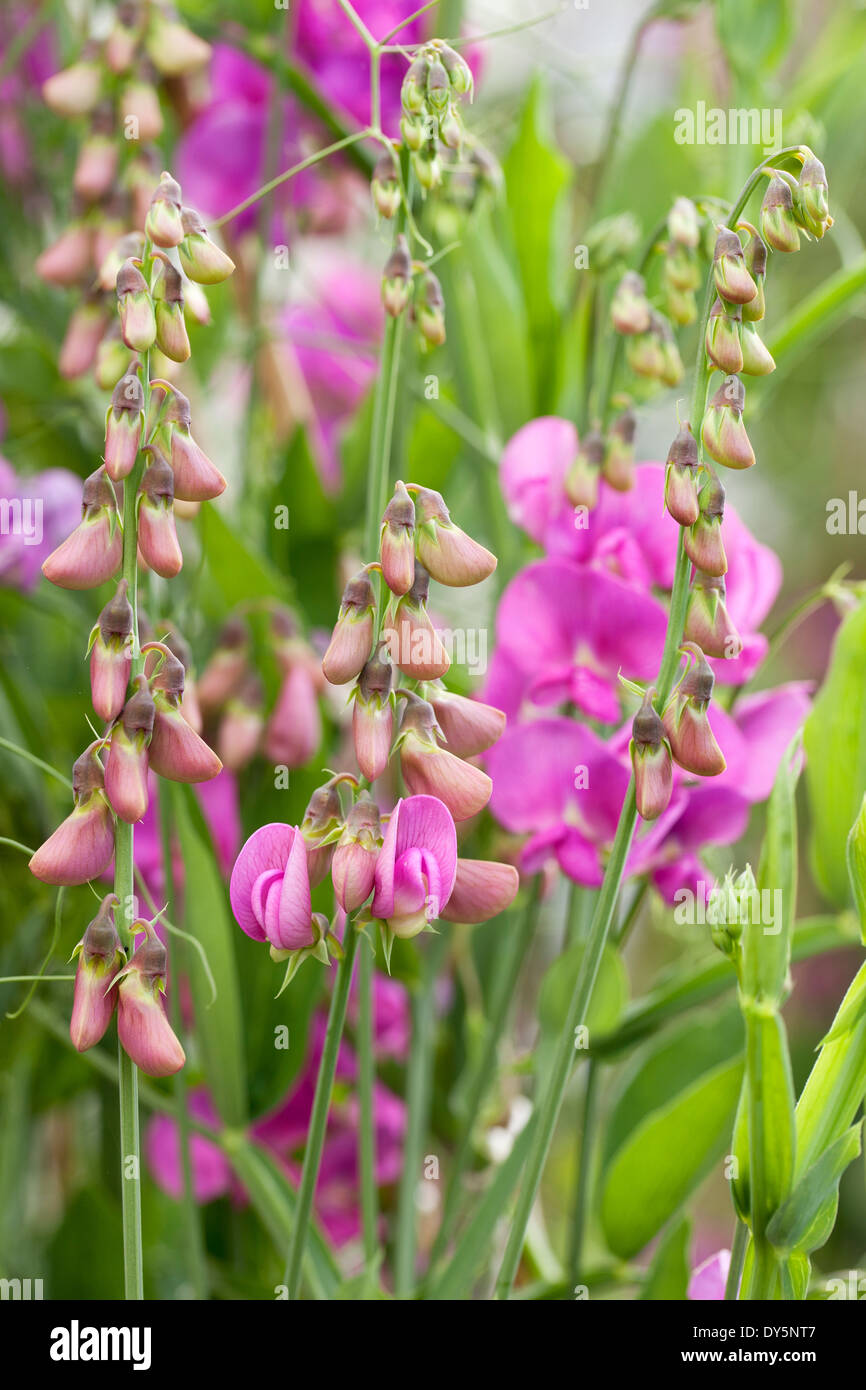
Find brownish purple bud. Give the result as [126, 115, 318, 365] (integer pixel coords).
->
[414, 487, 497, 587]
[761, 174, 800, 253]
[630, 689, 673, 821]
[426, 684, 505, 757]
[382, 235, 412, 317]
[42, 467, 122, 590]
[684, 470, 727, 576]
[701, 375, 755, 471]
[104, 372, 144, 482]
[145, 171, 184, 248]
[380, 480, 416, 595]
[416, 271, 446, 346]
[159, 387, 226, 500]
[603, 411, 636, 492]
[105, 677, 154, 823]
[565, 431, 603, 511]
[137, 449, 183, 578]
[29, 744, 115, 886]
[382, 562, 450, 681]
[322, 570, 376, 686]
[611, 271, 651, 335]
[152, 255, 190, 362]
[397, 691, 492, 822]
[713, 227, 758, 306]
[70, 894, 125, 1052]
[117, 926, 185, 1077]
[796, 155, 832, 239]
[352, 644, 394, 782]
[684, 572, 742, 661]
[742, 233, 767, 322]
[331, 796, 381, 913]
[371, 154, 401, 219]
[301, 778, 345, 887]
[664, 423, 700, 526]
[89, 579, 133, 721]
[661, 643, 726, 777]
[116, 258, 156, 353]
[705, 297, 743, 375]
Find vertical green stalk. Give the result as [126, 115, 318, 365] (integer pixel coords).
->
[284, 927, 360, 1299]
[566, 1059, 600, 1283]
[357, 939, 379, 1274]
[725, 1219, 749, 1300]
[427, 879, 541, 1273]
[114, 338, 150, 1301]
[158, 787, 207, 1298]
[394, 932, 448, 1297]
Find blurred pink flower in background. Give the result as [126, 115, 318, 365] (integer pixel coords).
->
[133, 770, 240, 906]
[688, 1248, 730, 1300]
[0, 456, 82, 590]
[0, 6, 55, 183]
[147, 982, 409, 1246]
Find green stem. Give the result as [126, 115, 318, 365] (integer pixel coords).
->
[213, 131, 369, 228]
[357, 939, 379, 1275]
[725, 1218, 749, 1300]
[394, 932, 448, 1297]
[284, 928, 360, 1299]
[566, 1059, 600, 1284]
[0, 737, 73, 790]
[427, 879, 540, 1273]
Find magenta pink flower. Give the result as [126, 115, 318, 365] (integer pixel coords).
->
[688, 1249, 730, 1300]
[230, 822, 314, 951]
[486, 558, 669, 723]
[0, 457, 82, 592]
[371, 795, 458, 938]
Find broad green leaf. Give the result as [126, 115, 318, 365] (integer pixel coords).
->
[744, 1010, 796, 1231]
[743, 740, 800, 1006]
[795, 962, 866, 1177]
[715, 0, 792, 74]
[503, 76, 571, 412]
[199, 502, 289, 610]
[846, 796, 866, 945]
[767, 1122, 862, 1253]
[600, 1056, 744, 1259]
[603, 1006, 743, 1167]
[172, 785, 248, 1129]
[819, 958, 866, 1046]
[640, 1216, 691, 1300]
[804, 598, 866, 906]
[461, 207, 533, 436]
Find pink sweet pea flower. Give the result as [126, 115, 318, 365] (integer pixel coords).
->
[371, 795, 458, 938]
[489, 558, 669, 723]
[499, 416, 576, 546]
[688, 1249, 731, 1300]
[707, 505, 782, 685]
[230, 823, 314, 951]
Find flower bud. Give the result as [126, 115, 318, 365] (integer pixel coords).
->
[611, 271, 651, 335]
[382, 234, 412, 317]
[145, 11, 211, 76]
[712, 227, 758, 306]
[425, 55, 450, 114]
[105, 677, 155, 823]
[414, 487, 496, 587]
[439, 106, 463, 151]
[664, 243, 701, 293]
[331, 796, 381, 913]
[146, 649, 222, 783]
[264, 661, 321, 769]
[705, 297, 743, 375]
[397, 692, 492, 821]
[565, 431, 602, 510]
[300, 780, 345, 888]
[700, 375, 755, 471]
[159, 387, 226, 500]
[106, 7, 140, 73]
[741, 232, 767, 322]
[138, 448, 183, 578]
[684, 471, 727, 576]
[438, 858, 519, 924]
[603, 411, 636, 492]
[74, 124, 119, 203]
[684, 570, 742, 661]
[426, 684, 505, 757]
[89, 579, 134, 721]
[669, 196, 700, 249]
[371, 154, 401, 219]
[43, 60, 102, 117]
[661, 643, 726, 777]
[740, 322, 775, 376]
[70, 894, 125, 1052]
[353, 645, 394, 781]
[383, 562, 450, 680]
[198, 617, 249, 711]
[665, 285, 697, 326]
[95, 328, 132, 392]
[121, 79, 164, 143]
[215, 675, 262, 772]
[401, 110, 427, 150]
[625, 325, 666, 379]
[177, 207, 235, 284]
[104, 372, 144, 482]
[322, 570, 376, 685]
[416, 271, 446, 346]
[29, 744, 115, 886]
[42, 467, 122, 590]
[761, 174, 800, 254]
[145, 171, 184, 248]
[152, 255, 191, 362]
[59, 301, 106, 378]
[440, 43, 474, 99]
[116, 258, 156, 353]
[35, 222, 94, 286]
[664, 423, 700, 526]
[380, 480, 416, 595]
[654, 313, 684, 387]
[630, 689, 673, 821]
[796, 154, 832, 239]
[412, 144, 442, 192]
[117, 928, 185, 1077]
[401, 56, 428, 114]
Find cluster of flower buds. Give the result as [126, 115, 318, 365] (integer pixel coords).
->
[381, 235, 446, 347]
[399, 40, 474, 193]
[69, 892, 184, 1076]
[630, 643, 726, 821]
[565, 412, 637, 506]
[228, 481, 517, 978]
[195, 607, 324, 774]
[37, 10, 228, 385]
[761, 152, 832, 253]
[661, 196, 702, 325]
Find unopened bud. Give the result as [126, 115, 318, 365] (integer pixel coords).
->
[705, 298, 743, 375]
[382, 235, 412, 317]
[761, 174, 800, 254]
[177, 207, 235, 284]
[684, 471, 727, 576]
[138, 448, 183, 578]
[414, 487, 496, 587]
[664, 423, 700, 526]
[796, 154, 832, 239]
[380, 480, 416, 595]
[42, 467, 122, 590]
[322, 570, 376, 685]
[713, 227, 758, 306]
[611, 271, 651, 335]
[104, 372, 144, 482]
[684, 571, 741, 660]
[89, 579, 134, 721]
[701, 375, 755, 471]
[603, 411, 636, 492]
[416, 271, 446, 345]
[105, 676, 155, 823]
[742, 233, 767, 322]
[668, 196, 700, 249]
[630, 689, 673, 821]
[145, 171, 184, 249]
[565, 431, 602, 510]
[740, 321, 775, 376]
[70, 894, 125, 1052]
[662, 643, 726, 777]
[371, 154, 401, 219]
[352, 644, 394, 782]
[151, 256, 190, 362]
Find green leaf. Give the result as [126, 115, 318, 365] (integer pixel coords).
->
[795, 960, 866, 1177]
[804, 598, 866, 906]
[172, 784, 248, 1129]
[503, 76, 571, 412]
[198, 502, 289, 610]
[600, 1056, 744, 1259]
[640, 1216, 691, 1300]
[742, 738, 800, 1006]
[744, 1009, 796, 1232]
[537, 939, 627, 1073]
[846, 796, 866, 946]
[715, 0, 792, 74]
[767, 1122, 862, 1254]
[819, 958, 866, 1046]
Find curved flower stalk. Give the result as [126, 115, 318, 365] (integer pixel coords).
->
[491, 145, 834, 1299]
